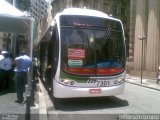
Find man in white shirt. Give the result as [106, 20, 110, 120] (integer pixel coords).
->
[2, 51, 13, 89]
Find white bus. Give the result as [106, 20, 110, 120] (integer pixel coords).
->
[39, 8, 126, 98]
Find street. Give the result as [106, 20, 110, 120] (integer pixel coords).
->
[42, 83, 160, 120]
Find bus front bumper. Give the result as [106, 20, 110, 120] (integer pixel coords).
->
[53, 81, 125, 98]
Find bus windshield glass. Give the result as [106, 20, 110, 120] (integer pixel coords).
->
[60, 15, 125, 76]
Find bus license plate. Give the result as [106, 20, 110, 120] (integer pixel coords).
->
[97, 80, 110, 87]
[89, 88, 102, 94]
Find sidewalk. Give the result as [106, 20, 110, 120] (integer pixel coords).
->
[0, 88, 38, 120]
[37, 78, 48, 120]
[126, 74, 160, 91]
[0, 80, 41, 120]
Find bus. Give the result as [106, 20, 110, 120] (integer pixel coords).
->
[39, 8, 126, 98]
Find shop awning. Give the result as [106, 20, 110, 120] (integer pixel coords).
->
[0, 0, 34, 34]
[0, 0, 36, 58]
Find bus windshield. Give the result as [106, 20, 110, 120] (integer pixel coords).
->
[60, 15, 125, 76]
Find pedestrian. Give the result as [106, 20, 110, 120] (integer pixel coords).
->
[2, 51, 13, 89]
[0, 50, 4, 89]
[14, 52, 32, 103]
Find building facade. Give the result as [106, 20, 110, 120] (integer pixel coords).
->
[51, 0, 129, 21]
[6, 0, 49, 21]
[29, 0, 48, 21]
[128, 0, 160, 77]
[0, 33, 8, 51]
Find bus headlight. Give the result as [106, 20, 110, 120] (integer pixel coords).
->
[61, 79, 69, 84]
[61, 79, 75, 85]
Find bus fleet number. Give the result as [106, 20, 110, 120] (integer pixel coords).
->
[97, 80, 110, 87]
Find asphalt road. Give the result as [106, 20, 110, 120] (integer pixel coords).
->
[43, 83, 160, 120]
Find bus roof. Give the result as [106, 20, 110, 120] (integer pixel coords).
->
[54, 8, 120, 22]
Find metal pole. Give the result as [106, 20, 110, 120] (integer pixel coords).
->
[30, 20, 35, 106]
[11, 0, 16, 54]
[141, 39, 144, 84]
[25, 19, 34, 120]
[138, 35, 146, 84]
[13, 0, 16, 7]
[30, 20, 34, 59]
[11, 34, 14, 53]
[157, 32, 160, 84]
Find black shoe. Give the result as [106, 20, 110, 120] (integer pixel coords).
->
[15, 100, 23, 104]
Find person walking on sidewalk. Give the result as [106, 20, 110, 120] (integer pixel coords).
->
[14, 52, 32, 104]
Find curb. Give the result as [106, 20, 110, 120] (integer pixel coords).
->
[126, 81, 160, 91]
[38, 78, 48, 120]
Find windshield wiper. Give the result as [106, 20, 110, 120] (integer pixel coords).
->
[101, 28, 112, 58]
[102, 28, 111, 46]
[74, 26, 89, 46]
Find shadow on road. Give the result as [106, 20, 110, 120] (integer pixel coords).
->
[0, 88, 15, 95]
[52, 96, 128, 111]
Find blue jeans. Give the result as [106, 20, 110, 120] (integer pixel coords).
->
[14, 71, 27, 101]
